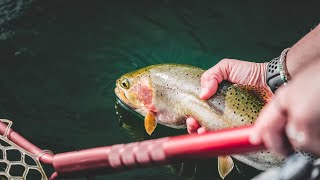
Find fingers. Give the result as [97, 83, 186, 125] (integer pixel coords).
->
[250, 89, 293, 156]
[200, 74, 219, 100]
[200, 59, 230, 100]
[197, 127, 207, 134]
[186, 117, 207, 134]
[186, 117, 200, 134]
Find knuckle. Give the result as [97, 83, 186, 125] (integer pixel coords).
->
[220, 58, 231, 63]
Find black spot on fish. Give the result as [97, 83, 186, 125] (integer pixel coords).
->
[230, 93, 232, 95]
[234, 111, 236, 114]
[241, 119, 244, 122]
[161, 93, 163, 96]
[186, 73, 188, 76]
[242, 97, 244, 99]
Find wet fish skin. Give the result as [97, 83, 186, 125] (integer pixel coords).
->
[115, 64, 282, 171]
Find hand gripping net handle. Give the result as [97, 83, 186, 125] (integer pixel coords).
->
[52, 126, 265, 177]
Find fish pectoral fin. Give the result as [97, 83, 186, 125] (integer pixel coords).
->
[144, 111, 157, 135]
[218, 155, 234, 179]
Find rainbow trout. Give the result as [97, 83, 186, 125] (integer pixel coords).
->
[114, 64, 282, 178]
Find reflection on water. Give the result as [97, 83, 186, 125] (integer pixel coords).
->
[115, 98, 261, 180]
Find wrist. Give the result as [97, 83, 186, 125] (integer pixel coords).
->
[286, 24, 320, 77]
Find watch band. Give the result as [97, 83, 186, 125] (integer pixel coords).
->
[266, 57, 283, 92]
[266, 48, 290, 92]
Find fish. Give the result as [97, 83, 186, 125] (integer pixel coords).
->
[114, 63, 282, 179]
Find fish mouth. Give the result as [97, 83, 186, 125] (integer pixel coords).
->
[114, 87, 127, 104]
[114, 86, 134, 109]
[115, 95, 143, 118]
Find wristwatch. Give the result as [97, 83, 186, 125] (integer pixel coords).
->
[266, 48, 290, 92]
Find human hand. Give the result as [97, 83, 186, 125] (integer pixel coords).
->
[249, 62, 320, 156]
[199, 59, 268, 100]
[187, 59, 269, 134]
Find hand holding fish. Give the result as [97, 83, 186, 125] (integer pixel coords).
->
[115, 24, 320, 179]
[187, 59, 270, 134]
[188, 24, 320, 157]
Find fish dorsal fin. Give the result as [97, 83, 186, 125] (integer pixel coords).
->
[218, 155, 234, 179]
[237, 85, 273, 103]
[144, 111, 157, 135]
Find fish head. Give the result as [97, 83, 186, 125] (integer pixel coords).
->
[115, 67, 155, 117]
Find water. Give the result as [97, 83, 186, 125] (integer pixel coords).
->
[0, 0, 319, 179]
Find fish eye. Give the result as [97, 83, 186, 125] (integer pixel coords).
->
[120, 78, 130, 89]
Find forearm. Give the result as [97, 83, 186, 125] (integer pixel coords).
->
[286, 24, 320, 77]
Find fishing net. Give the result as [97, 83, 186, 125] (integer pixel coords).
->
[0, 119, 47, 180]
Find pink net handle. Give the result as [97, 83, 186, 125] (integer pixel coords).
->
[52, 137, 171, 178]
[52, 126, 264, 178]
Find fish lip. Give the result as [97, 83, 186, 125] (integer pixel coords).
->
[114, 86, 133, 108]
[114, 86, 125, 101]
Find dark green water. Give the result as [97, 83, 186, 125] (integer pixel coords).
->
[0, 0, 319, 179]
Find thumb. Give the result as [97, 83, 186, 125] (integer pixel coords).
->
[200, 77, 219, 100]
[200, 59, 230, 100]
